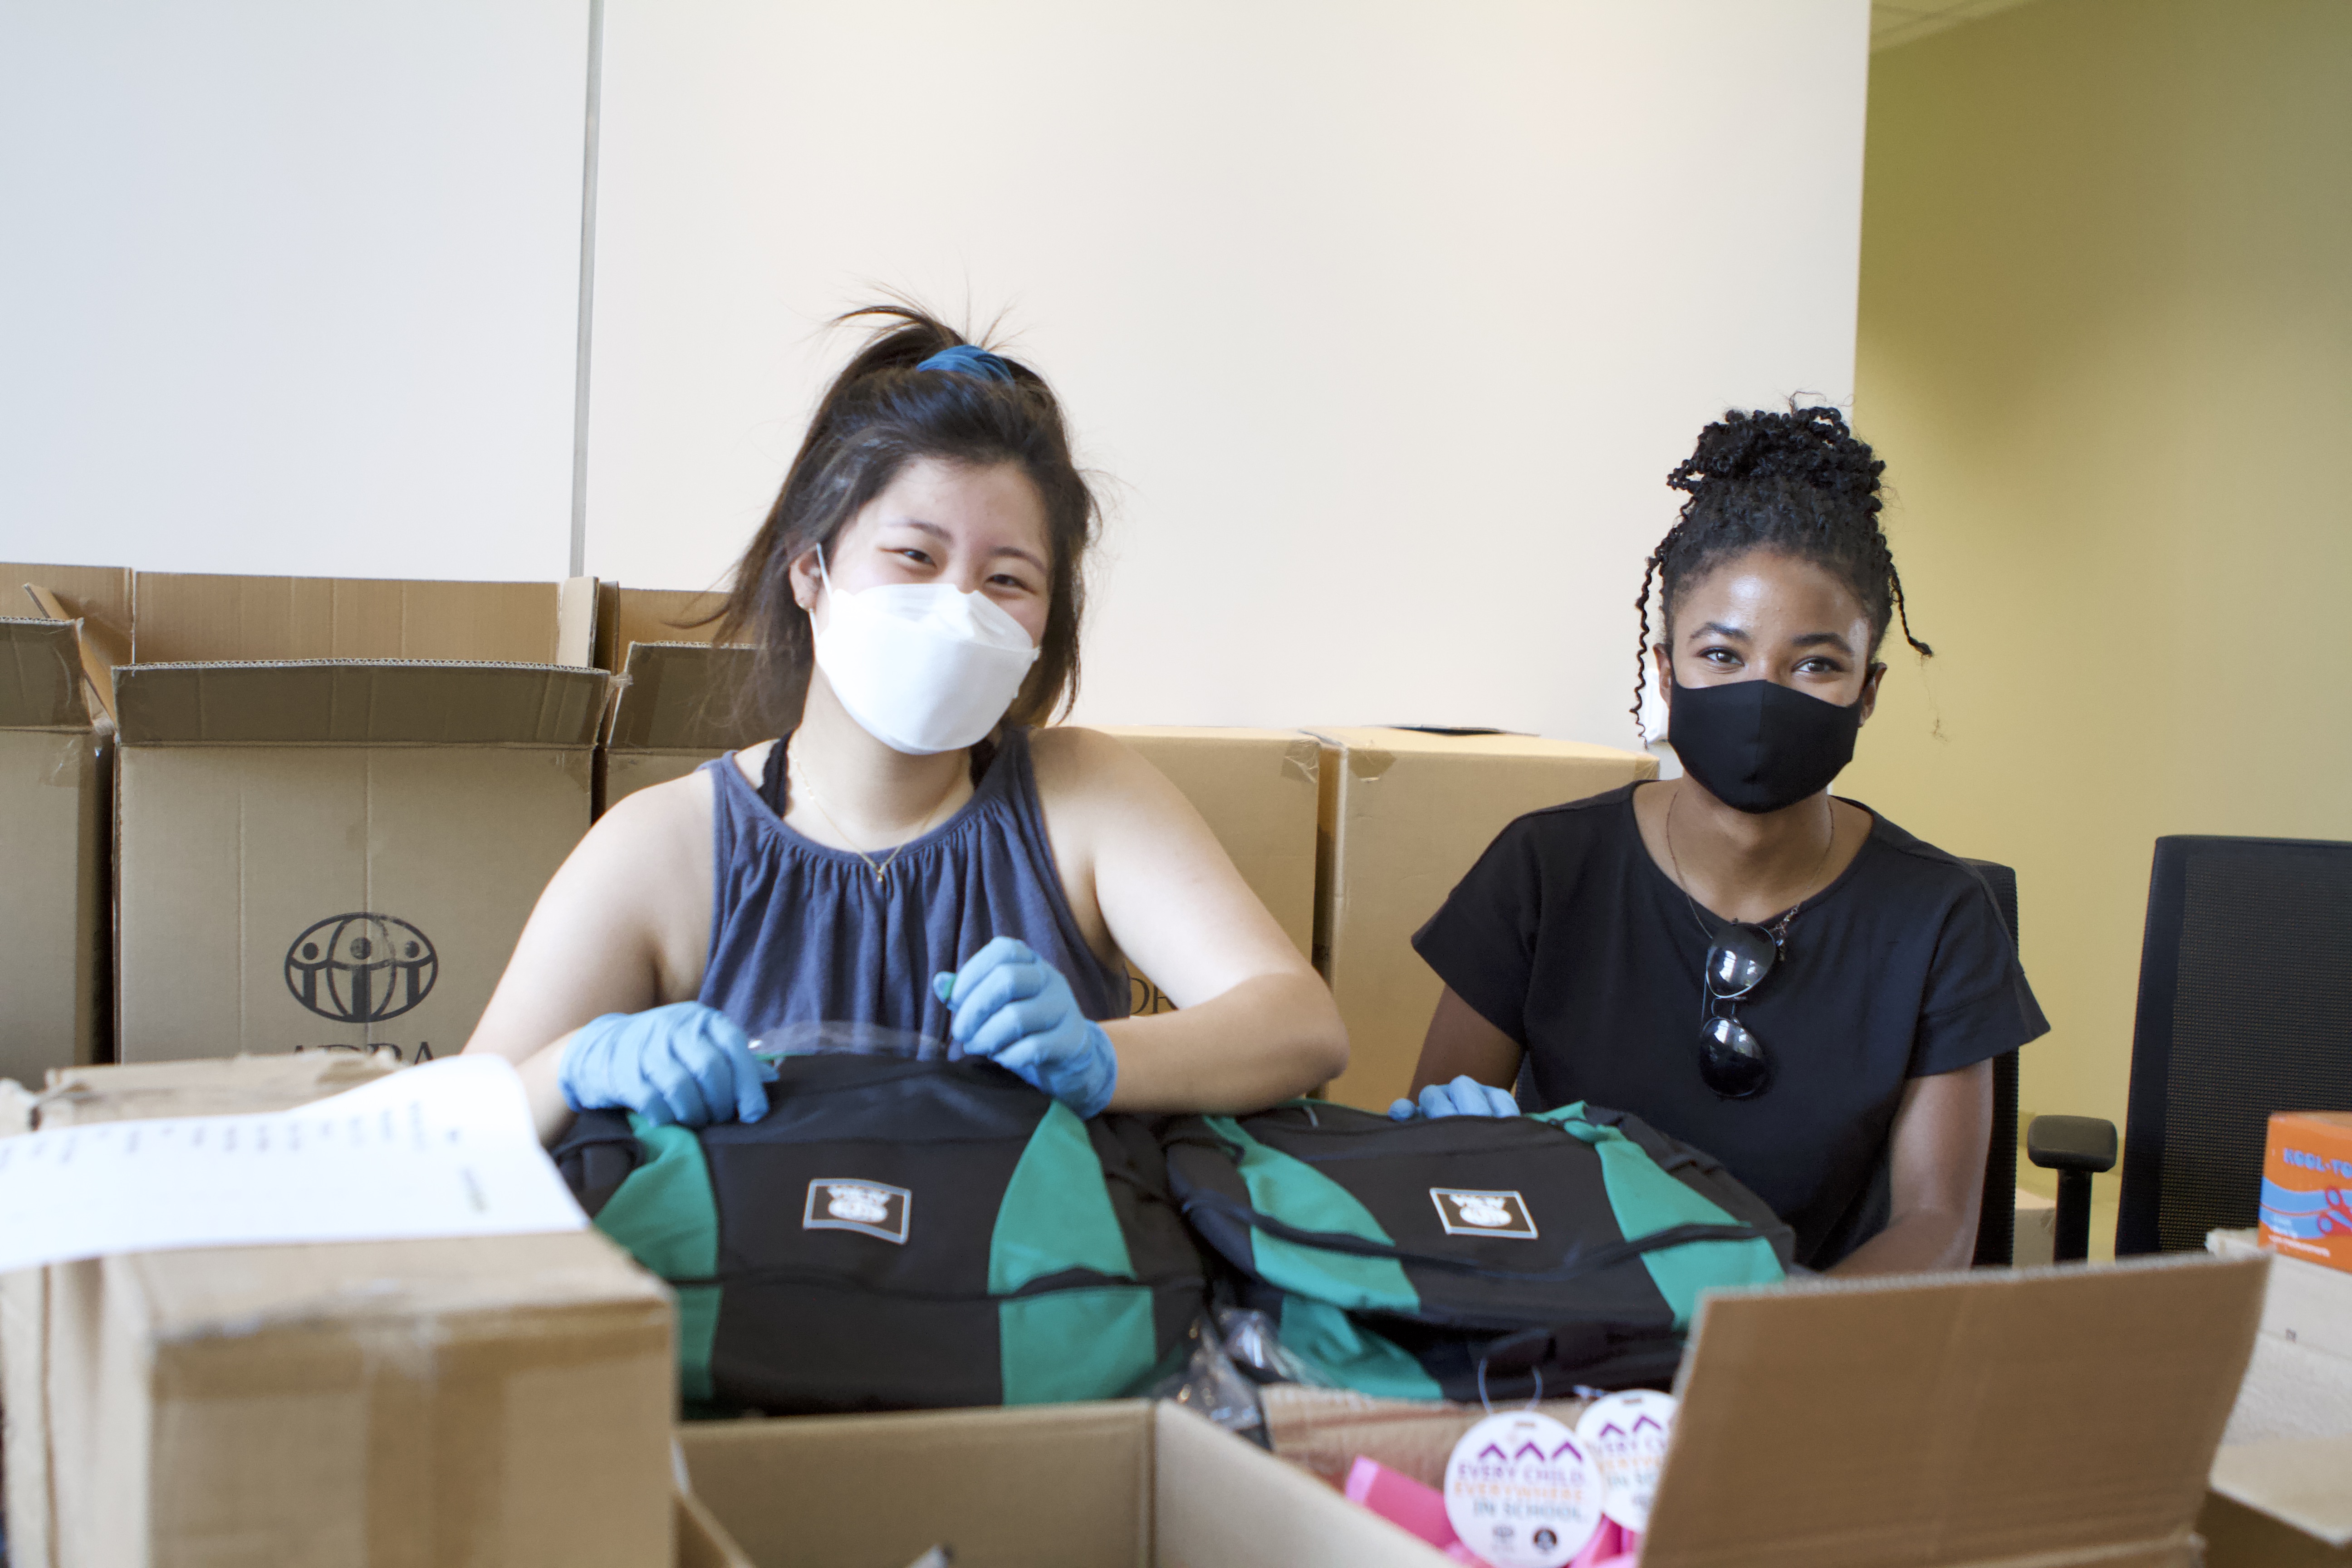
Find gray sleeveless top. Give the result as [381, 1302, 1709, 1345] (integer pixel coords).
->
[696, 726, 1130, 1041]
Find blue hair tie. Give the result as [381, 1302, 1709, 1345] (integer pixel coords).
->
[916, 343, 1016, 383]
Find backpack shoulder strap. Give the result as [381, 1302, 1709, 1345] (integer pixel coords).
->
[549, 1107, 647, 1220]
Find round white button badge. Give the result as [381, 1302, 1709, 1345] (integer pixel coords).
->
[1442, 1410, 1605, 1568]
[1573, 1390, 1679, 1534]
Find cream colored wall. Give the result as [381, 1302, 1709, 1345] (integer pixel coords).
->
[1846, 0, 2352, 1218]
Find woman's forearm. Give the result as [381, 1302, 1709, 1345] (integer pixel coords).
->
[1100, 971, 1348, 1114]
[1829, 1206, 1979, 1276]
[511, 1030, 581, 1146]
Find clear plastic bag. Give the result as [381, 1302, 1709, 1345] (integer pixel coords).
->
[1148, 1313, 1269, 1446]
[1215, 1305, 1337, 1388]
[750, 1020, 961, 1062]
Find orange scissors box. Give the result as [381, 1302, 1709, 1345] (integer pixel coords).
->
[2258, 1109, 2352, 1274]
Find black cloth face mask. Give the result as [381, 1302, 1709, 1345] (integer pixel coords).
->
[1668, 677, 1864, 815]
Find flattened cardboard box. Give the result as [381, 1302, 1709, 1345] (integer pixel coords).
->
[1093, 727, 1321, 1017]
[114, 660, 609, 1062]
[0, 617, 109, 1082]
[0, 1054, 677, 1568]
[1306, 728, 1655, 1108]
[678, 1399, 1447, 1568]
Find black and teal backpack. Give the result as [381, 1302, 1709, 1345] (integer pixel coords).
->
[1161, 1099, 1794, 1400]
[552, 1050, 1206, 1416]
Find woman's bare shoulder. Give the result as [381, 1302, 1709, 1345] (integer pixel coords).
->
[583, 764, 720, 869]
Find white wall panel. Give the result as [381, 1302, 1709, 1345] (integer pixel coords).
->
[583, 0, 1871, 741]
[0, 1, 588, 581]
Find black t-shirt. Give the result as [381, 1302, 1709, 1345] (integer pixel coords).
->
[1411, 783, 2048, 1269]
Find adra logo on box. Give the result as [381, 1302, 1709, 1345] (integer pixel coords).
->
[285, 913, 439, 1024]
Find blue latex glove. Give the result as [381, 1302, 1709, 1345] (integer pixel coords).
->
[1387, 1074, 1519, 1122]
[559, 1002, 778, 1128]
[932, 936, 1118, 1118]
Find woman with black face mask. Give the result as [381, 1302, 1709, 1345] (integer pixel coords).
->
[1400, 407, 2047, 1274]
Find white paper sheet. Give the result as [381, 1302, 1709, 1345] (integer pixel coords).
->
[0, 1054, 586, 1273]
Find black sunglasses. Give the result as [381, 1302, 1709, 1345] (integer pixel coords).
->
[1699, 922, 1780, 1099]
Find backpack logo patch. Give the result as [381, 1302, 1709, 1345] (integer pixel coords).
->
[803, 1179, 911, 1244]
[1431, 1187, 1538, 1239]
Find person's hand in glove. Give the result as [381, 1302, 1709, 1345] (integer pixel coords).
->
[932, 936, 1118, 1118]
[1387, 1073, 1518, 1121]
[559, 1001, 778, 1128]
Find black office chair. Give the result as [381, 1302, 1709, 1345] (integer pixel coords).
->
[2096, 836, 2352, 1255]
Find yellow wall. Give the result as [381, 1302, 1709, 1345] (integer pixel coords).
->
[1847, 0, 2352, 1203]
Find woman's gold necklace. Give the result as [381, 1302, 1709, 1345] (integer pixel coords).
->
[789, 745, 957, 886]
[1664, 785, 1838, 943]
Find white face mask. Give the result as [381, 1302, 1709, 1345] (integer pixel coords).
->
[809, 549, 1043, 755]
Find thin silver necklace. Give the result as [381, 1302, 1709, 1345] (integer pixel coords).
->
[788, 742, 957, 887]
[1664, 786, 1838, 946]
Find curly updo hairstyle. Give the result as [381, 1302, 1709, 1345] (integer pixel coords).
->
[1632, 405, 1931, 734]
[715, 304, 1101, 732]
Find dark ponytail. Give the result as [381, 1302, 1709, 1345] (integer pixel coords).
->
[715, 304, 1100, 732]
[1632, 405, 1930, 735]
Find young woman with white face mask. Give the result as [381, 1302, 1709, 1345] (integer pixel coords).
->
[466, 309, 1348, 1140]
[1398, 408, 2047, 1275]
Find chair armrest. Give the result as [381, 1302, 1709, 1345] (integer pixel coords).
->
[2027, 1114, 2118, 1175]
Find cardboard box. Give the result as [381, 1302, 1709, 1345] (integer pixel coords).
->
[2202, 1435, 2352, 1566]
[1305, 728, 1656, 1108]
[676, 1399, 1447, 1568]
[0, 1054, 678, 1568]
[594, 584, 732, 670]
[6, 562, 133, 721]
[0, 619, 109, 1083]
[1253, 1259, 2267, 1568]
[129, 570, 598, 666]
[600, 642, 772, 813]
[2260, 1110, 2352, 1273]
[112, 572, 608, 1063]
[1640, 1254, 2267, 1568]
[1094, 727, 1321, 1016]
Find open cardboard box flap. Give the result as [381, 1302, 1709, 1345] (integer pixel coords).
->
[6, 563, 132, 715]
[113, 659, 608, 747]
[605, 641, 766, 753]
[0, 618, 93, 730]
[1644, 1253, 2269, 1568]
[128, 570, 599, 666]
